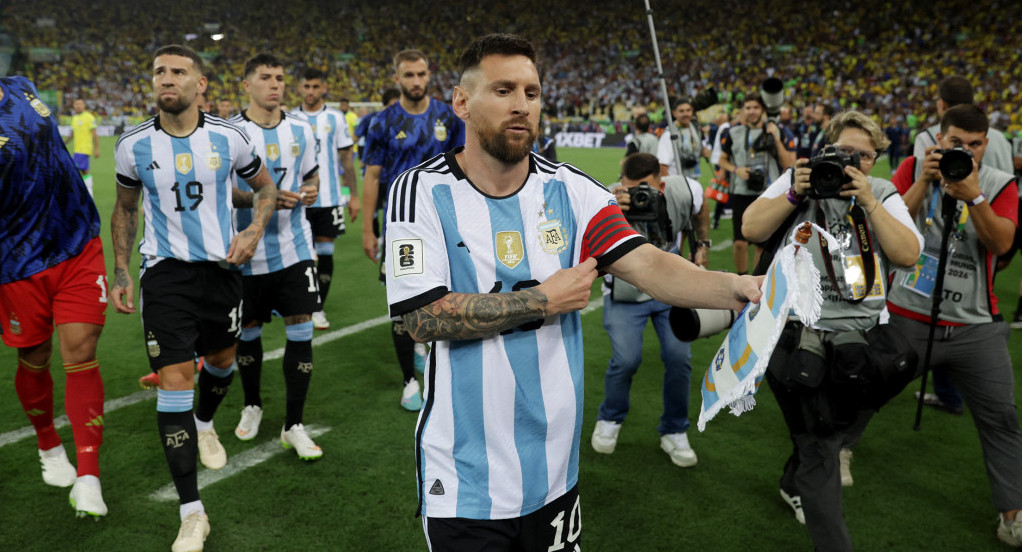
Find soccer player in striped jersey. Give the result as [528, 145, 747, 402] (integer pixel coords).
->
[110, 44, 277, 552]
[384, 34, 762, 551]
[227, 53, 323, 460]
[293, 67, 358, 331]
[1, 76, 108, 518]
[362, 48, 466, 411]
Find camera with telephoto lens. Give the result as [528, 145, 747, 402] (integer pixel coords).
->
[937, 146, 974, 183]
[679, 151, 699, 169]
[625, 182, 661, 222]
[808, 145, 861, 199]
[669, 307, 738, 342]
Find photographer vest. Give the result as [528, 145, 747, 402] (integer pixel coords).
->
[887, 165, 1015, 325]
[608, 175, 698, 302]
[658, 122, 702, 178]
[631, 132, 660, 156]
[784, 177, 898, 332]
[727, 124, 783, 196]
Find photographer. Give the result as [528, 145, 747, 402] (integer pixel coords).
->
[625, 112, 660, 157]
[657, 97, 710, 179]
[887, 104, 1022, 546]
[719, 93, 797, 275]
[591, 152, 710, 467]
[742, 111, 922, 552]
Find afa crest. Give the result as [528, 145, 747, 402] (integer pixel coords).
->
[146, 331, 161, 358]
[175, 153, 193, 174]
[24, 93, 51, 117]
[434, 120, 448, 142]
[537, 220, 567, 254]
[290, 141, 300, 158]
[496, 231, 524, 269]
[266, 144, 280, 162]
[206, 152, 222, 170]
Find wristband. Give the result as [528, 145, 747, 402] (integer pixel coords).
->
[966, 193, 986, 207]
[696, 240, 712, 249]
[785, 186, 803, 206]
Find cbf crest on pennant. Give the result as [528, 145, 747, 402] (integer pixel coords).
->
[496, 231, 524, 268]
[434, 120, 447, 142]
[175, 153, 193, 174]
[537, 220, 567, 254]
[266, 143, 280, 162]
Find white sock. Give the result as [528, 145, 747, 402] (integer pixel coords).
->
[180, 500, 204, 520]
[194, 416, 213, 432]
[39, 443, 67, 457]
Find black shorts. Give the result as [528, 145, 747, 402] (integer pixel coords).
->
[140, 260, 242, 370]
[730, 194, 760, 243]
[242, 260, 321, 325]
[424, 486, 581, 552]
[305, 206, 346, 238]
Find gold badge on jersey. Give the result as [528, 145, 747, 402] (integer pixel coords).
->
[25, 93, 51, 117]
[146, 331, 160, 358]
[0, 136, 8, 150]
[175, 153, 193, 174]
[266, 144, 280, 162]
[324, 123, 332, 134]
[290, 141, 300, 158]
[206, 152, 222, 170]
[434, 120, 447, 142]
[496, 231, 524, 269]
[537, 220, 567, 254]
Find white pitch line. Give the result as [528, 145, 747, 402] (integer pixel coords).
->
[710, 239, 733, 252]
[149, 425, 332, 502]
[1, 298, 606, 449]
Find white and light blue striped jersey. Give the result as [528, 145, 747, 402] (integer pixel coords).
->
[293, 105, 353, 207]
[385, 149, 643, 520]
[115, 112, 262, 269]
[229, 110, 319, 276]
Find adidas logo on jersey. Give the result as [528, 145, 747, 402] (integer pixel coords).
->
[395, 130, 408, 140]
[145, 160, 161, 171]
[429, 479, 445, 495]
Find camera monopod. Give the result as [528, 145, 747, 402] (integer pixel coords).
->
[913, 190, 958, 431]
[642, 0, 685, 178]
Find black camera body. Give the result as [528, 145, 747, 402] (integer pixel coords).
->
[937, 146, 974, 183]
[746, 168, 766, 190]
[679, 151, 699, 169]
[625, 182, 661, 222]
[808, 145, 861, 199]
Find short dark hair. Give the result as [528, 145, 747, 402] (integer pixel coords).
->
[381, 88, 401, 105]
[154, 44, 205, 74]
[941, 104, 988, 135]
[244, 53, 283, 79]
[672, 97, 693, 110]
[394, 49, 428, 72]
[743, 92, 766, 111]
[339, 98, 350, 103]
[938, 75, 974, 108]
[634, 114, 651, 133]
[819, 103, 836, 119]
[459, 34, 536, 76]
[302, 67, 327, 81]
[621, 153, 660, 181]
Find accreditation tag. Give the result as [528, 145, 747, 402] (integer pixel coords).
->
[902, 251, 939, 298]
[841, 253, 886, 300]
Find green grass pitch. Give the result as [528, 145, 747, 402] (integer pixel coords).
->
[0, 139, 1020, 551]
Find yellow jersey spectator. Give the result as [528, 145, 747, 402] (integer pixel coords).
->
[66, 98, 98, 196]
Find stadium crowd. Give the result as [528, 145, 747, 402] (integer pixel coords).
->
[5, 0, 1022, 134]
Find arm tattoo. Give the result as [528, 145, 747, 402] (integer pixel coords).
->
[232, 187, 254, 207]
[403, 288, 548, 342]
[110, 187, 141, 277]
[251, 185, 277, 228]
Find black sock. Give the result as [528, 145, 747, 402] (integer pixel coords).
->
[158, 410, 199, 504]
[1016, 296, 1022, 315]
[195, 366, 234, 423]
[237, 338, 263, 407]
[317, 254, 333, 305]
[283, 339, 313, 429]
[392, 321, 416, 382]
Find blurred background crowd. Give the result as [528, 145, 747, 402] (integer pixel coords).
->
[2, 0, 1021, 136]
